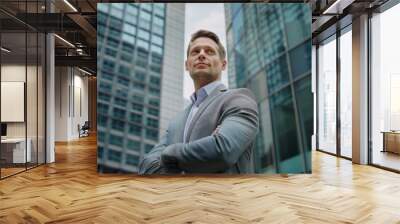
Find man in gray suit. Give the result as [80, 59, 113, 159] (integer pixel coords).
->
[138, 30, 259, 174]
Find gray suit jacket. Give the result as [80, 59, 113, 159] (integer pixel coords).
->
[138, 84, 259, 174]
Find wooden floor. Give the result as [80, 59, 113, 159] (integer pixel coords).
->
[1, 135, 400, 223]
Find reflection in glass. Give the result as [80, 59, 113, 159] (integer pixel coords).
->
[318, 37, 337, 154]
[294, 76, 312, 171]
[266, 55, 290, 94]
[282, 4, 311, 49]
[270, 87, 303, 173]
[290, 42, 312, 79]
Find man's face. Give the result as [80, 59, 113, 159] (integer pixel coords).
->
[185, 37, 226, 83]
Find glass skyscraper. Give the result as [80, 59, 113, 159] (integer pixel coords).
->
[97, 3, 185, 173]
[225, 3, 312, 173]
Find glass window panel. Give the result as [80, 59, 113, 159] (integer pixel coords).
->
[98, 12, 108, 25]
[123, 24, 136, 35]
[126, 154, 139, 166]
[108, 149, 122, 161]
[98, 3, 109, 13]
[145, 129, 158, 140]
[294, 76, 313, 171]
[270, 87, 303, 173]
[98, 103, 109, 114]
[147, 118, 159, 128]
[266, 55, 290, 94]
[105, 48, 117, 57]
[120, 53, 133, 63]
[148, 98, 160, 107]
[106, 37, 119, 48]
[370, 7, 400, 170]
[282, 4, 311, 49]
[125, 13, 137, 25]
[139, 10, 151, 21]
[137, 39, 149, 50]
[150, 44, 163, 55]
[122, 42, 135, 53]
[233, 40, 246, 86]
[98, 115, 108, 126]
[118, 65, 131, 77]
[117, 76, 129, 87]
[112, 119, 125, 132]
[101, 70, 114, 81]
[130, 113, 142, 123]
[102, 59, 115, 72]
[99, 92, 111, 102]
[232, 8, 244, 44]
[132, 103, 143, 112]
[289, 42, 311, 79]
[122, 33, 135, 45]
[126, 4, 138, 16]
[256, 99, 276, 172]
[152, 24, 163, 35]
[110, 8, 123, 19]
[115, 88, 128, 99]
[145, 144, 154, 153]
[109, 17, 123, 30]
[129, 124, 142, 136]
[153, 16, 164, 27]
[113, 108, 126, 119]
[257, 4, 286, 63]
[127, 139, 140, 151]
[141, 4, 152, 12]
[154, 4, 165, 17]
[138, 29, 150, 40]
[112, 3, 124, 10]
[318, 37, 337, 154]
[151, 35, 163, 46]
[115, 97, 127, 107]
[340, 29, 352, 158]
[148, 108, 159, 116]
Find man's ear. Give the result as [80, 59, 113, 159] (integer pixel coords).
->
[185, 60, 189, 71]
[221, 59, 227, 70]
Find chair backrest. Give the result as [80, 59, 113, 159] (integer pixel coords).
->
[82, 121, 90, 129]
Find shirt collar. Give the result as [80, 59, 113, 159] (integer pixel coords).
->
[190, 80, 222, 107]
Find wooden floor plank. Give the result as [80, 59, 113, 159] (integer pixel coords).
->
[0, 135, 399, 223]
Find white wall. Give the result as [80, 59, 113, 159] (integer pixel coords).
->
[55, 67, 89, 141]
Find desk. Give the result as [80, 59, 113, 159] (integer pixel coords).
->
[382, 131, 400, 154]
[1, 138, 31, 163]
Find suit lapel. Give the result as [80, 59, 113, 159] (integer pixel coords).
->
[184, 84, 227, 142]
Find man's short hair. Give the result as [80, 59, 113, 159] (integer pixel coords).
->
[187, 29, 226, 59]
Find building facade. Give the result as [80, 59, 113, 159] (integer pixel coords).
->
[225, 3, 312, 173]
[97, 3, 185, 173]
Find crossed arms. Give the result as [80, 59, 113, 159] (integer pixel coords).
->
[138, 92, 259, 174]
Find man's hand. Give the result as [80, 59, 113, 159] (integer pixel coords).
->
[212, 125, 221, 135]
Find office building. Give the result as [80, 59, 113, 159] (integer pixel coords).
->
[225, 3, 312, 173]
[96, 3, 185, 173]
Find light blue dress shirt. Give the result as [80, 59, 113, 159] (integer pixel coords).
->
[183, 80, 222, 142]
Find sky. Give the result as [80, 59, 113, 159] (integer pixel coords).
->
[183, 3, 228, 100]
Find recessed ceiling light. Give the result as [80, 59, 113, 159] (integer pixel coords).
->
[78, 67, 92, 76]
[63, 0, 78, 12]
[54, 34, 75, 48]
